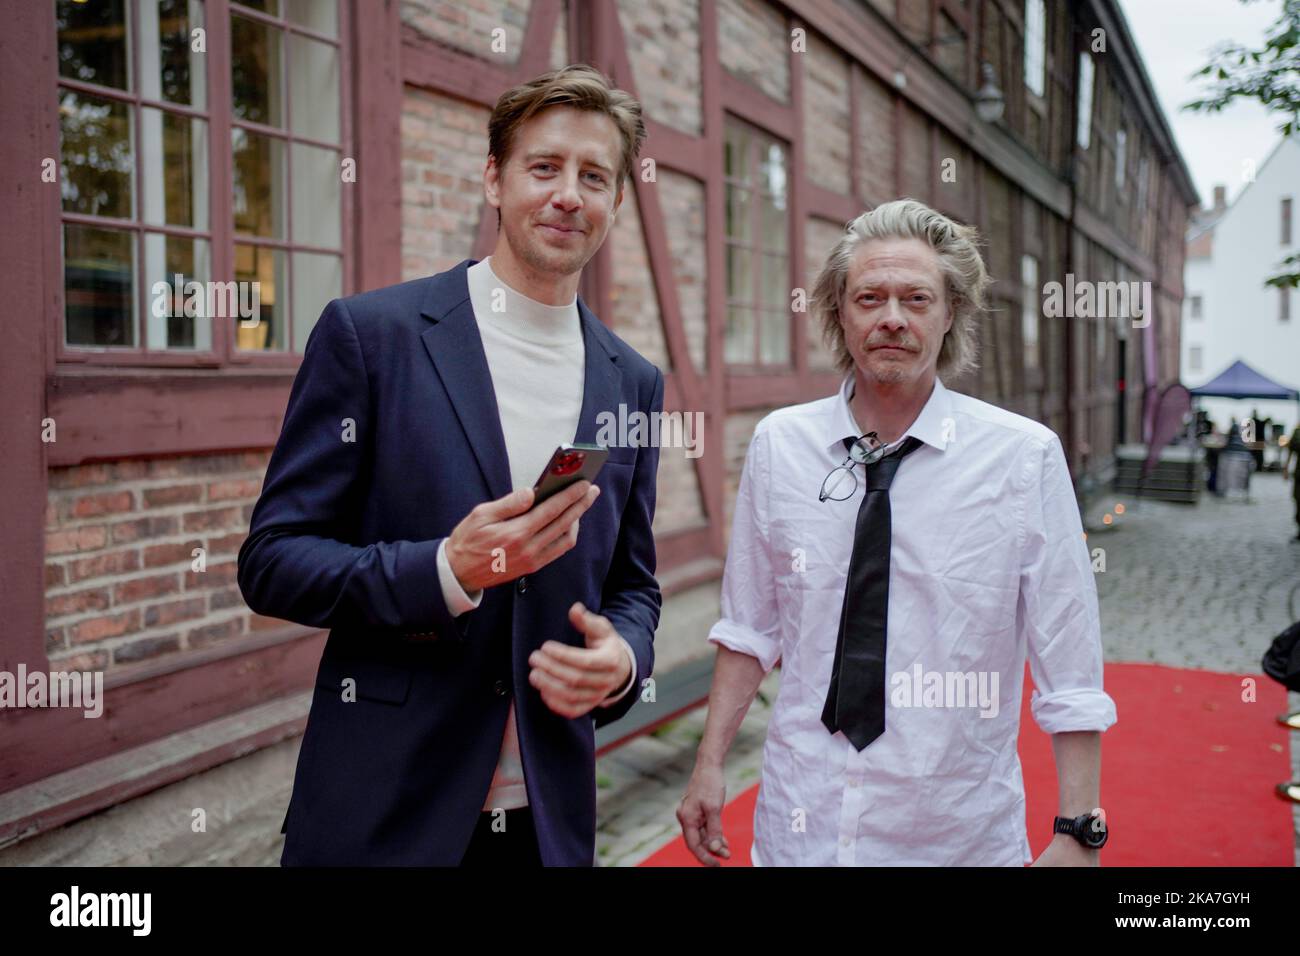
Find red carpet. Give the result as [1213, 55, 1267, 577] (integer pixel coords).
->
[642, 663, 1296, 866]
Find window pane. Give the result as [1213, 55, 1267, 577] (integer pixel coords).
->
[147, 0, 207, 107]
[232, 128, 286, 237]
[234, 243, 287, 350]
[232, 14, 283, 126]
[725, 186, 750, 241]
[290, 142, 341, 248]
[726, 244, 752, 303]
[724, 306, 754, 364]
[57, 0, 130, 90]
[759, 310, 790, 365]
[759, 142, 787, 201]
[60, 90, 134, 219]
[292, 252, 342, 352]
[760, 254, 787, 311]
[759, 192, 786, 252]
[1024, 0, 1046, 97]
[1077, 53, 1094, 150]
[145, 233, 211, 349]
[288, 34, 340, 142]
[141, 108, 209, 228]
[286, 0, 338, 39]
[64, 223, 136, 347]
[724, 125, 750, 179]
[1021, 254, 1039, 370]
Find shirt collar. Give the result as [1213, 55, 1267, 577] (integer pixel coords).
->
[825, 373, 954, 454]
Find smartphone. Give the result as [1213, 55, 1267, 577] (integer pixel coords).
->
[531, 443, 610, 506]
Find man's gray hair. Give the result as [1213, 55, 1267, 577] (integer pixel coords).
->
[810, 198, 991, 379]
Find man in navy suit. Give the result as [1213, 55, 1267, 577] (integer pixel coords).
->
[237, 65, 662, 866]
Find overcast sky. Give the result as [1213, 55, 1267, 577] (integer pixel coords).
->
[1117, 0, 1286, 209]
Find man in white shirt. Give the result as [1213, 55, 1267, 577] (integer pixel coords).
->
[677, 199, 1117, 866]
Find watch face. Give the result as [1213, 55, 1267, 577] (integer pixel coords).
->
[1084, 814, 1108, 848]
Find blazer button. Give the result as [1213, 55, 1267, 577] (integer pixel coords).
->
[493, 679, 509, 697]
[516, 576, 528, 594]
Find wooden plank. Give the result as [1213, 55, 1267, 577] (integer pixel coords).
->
[0, 0, 54, 676]
[353, 0, 404, 292]
[46, 370, 296, 466]
[0, 691, 311, 849]
[0, 627, 324, 793]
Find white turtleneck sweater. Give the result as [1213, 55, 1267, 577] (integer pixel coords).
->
[434, 256, 637, 812]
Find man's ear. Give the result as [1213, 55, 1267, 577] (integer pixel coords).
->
[484, 156, 501, 210]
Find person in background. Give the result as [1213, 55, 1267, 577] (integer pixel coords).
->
[1285, 422, 1300, 541]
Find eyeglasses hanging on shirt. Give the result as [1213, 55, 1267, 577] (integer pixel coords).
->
[819, 432, 907, 502]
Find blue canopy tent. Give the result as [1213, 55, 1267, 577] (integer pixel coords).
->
[1188, 359, 1300, 401]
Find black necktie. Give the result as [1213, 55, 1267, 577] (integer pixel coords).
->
[820, 435, 924, 750]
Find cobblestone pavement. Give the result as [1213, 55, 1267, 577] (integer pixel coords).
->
[595, 471, 1300, 866]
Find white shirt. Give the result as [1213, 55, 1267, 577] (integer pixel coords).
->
[434, 257, 637, 811]
[708, 374, 1117, 866]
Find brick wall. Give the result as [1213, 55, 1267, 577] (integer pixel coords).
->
[401, 0, 530, 64]
[898, 102, 931, 205]
[401, 88, 490, 280]
[609, 186, 709, 536]
[656, 169, 708, 373]
[856, 67, 895, 204]
[718, 0, 789, 104]
[618, 0, 702, 136]
[802, 30, 850, 196]
[44, 452, 278, 674]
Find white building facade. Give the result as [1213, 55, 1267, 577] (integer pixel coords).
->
[1182, 136, 1300, 436]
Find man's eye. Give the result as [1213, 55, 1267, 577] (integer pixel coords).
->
[584, 172, 607, 185]
[533, 163, 555, 174]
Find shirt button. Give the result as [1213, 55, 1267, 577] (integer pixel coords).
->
[516, 576, 528, 594]
[493, 680, 509, 697]
[841, 836, 852, 847]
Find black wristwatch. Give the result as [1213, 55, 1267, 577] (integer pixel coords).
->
[1053, 810, 1108, 849]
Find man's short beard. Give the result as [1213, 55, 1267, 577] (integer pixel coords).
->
[865, 363, 908, 384]
[516, 238, 586, 277]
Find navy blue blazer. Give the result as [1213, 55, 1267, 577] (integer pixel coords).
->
[237, 259, 663, 865]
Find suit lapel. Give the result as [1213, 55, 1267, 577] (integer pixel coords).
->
[419, 261, 624, 501]
[573, 299, 622, 446]
[420, 261, 513, 501]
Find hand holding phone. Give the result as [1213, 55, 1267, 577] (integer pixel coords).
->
[442, 448, 606, 593]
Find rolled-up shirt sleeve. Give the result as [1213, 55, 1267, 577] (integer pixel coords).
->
[708, 425, 782, 673]
[1018, 434, 1117, 735]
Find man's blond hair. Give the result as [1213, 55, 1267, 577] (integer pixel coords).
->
[810, 199, 991, 379]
